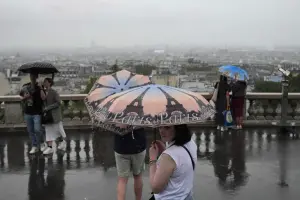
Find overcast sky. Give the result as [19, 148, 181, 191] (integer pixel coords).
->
[0, 0, 299, 49]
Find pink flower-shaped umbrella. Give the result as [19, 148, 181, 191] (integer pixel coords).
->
[84, 69, 151, 135]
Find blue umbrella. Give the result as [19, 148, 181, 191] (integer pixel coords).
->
[218, 65, 249, 81]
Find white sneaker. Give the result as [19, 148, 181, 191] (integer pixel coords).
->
[220, 126, 224, 132]
[57, 141, 66, 151]
[29, 147, 38, 154]
[43, 147, 54, 155]
[40, 143, 47, 152]
[217, 125, 220, 130]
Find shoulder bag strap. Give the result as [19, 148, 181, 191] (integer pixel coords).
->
[182, 145, 195, 170]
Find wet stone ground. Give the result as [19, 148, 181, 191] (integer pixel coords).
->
[0, 128, 300, 200]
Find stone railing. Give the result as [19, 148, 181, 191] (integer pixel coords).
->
[0, 127, 278, 171]
[1, 93, 300, 130]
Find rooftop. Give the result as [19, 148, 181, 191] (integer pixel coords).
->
[0, 128, 299, 200]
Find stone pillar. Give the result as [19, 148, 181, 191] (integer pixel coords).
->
[4, 102, 23, 124]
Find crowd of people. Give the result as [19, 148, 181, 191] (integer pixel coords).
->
[20, 72, 246, 200]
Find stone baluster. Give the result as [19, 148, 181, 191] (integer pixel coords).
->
[62, 100, 72, 121]
[294, 100, 300, 120]
[204, 130, 210, 158]
[275, 102, 281, 120]
[72, 100, 81, 122]
[256, 100, 267, 120]
[247, 99, 255, 120]
[75, 140, 81, 159]
[84, 140, 90, 162]
[0, 101, 4, 124]
[81, 105, 90, 123]
[288, 100, 296, 120]
[195, 132, 201, 157]
[265, 100, 275, 120]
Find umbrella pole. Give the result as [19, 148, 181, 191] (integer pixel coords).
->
[153, 128, 156, 141]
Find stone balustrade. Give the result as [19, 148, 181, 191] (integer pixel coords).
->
[1, 93, 300, 130]
[0, 127, 284, 171]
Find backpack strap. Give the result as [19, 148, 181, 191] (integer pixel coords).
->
[182, 145, 195, 170]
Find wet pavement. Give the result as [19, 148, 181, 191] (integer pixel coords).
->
[0, 128, 300, 200]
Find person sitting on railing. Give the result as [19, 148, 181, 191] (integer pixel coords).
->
[42, 78, 67, 155]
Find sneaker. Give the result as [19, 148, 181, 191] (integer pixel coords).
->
[57, 140, 66, 151]
[40, 143, 47, 152]
[220, 126, 224, 132]
[217, 125, 220, 130]
[29, 147, 38, 154]
[43, 147, 54, 155]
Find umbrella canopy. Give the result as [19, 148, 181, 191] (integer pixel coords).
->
[18, 62, 59, 74]
[93, 84, 215, 129]
[218, 65, 249, 81]
[85, 69, 151, 135]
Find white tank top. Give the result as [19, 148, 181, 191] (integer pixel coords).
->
[154, 139, 197, 200]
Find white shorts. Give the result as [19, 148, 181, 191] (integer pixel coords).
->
[44, 121, 66, 142]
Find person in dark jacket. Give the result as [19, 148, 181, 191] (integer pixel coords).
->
[20, 72, 46, 154]
[215, 75, 230, 131]
[114, 127, 146, 200]
[231, 81, 247, 129]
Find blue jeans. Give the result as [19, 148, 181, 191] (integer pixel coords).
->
[24, 114, 42, 147]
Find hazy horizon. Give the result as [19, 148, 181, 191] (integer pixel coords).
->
[1, 0, 300, 49]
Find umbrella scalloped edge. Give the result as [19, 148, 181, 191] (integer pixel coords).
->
[92, 104, 216, 128]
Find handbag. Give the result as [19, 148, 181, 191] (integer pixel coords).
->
[223, 107, 233, 127]
[149, 145, 195, 200]
[41, 109, 54, 124]
[41, 99, 54, 125]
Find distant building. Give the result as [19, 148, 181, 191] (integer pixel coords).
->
[181, 81, 214, 92]
[263, 75, 282, 82]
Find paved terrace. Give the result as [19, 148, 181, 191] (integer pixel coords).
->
[0, 128, 300, 200]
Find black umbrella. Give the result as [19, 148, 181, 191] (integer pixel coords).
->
[18, 62, 59, 75]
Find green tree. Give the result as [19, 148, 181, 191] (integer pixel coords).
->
[289, 74, 300, 92]
[135, 64, 156, 75]
[111, 60, 120, 73]
[83, 76, 98, 94]
[111, 64, 119, 73]
[254, 80, 281, 92]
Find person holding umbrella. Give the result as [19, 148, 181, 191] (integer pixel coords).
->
[85, 70, 152, 200]
[20, 72, 46, 154]
[92, 84, 216, 200]
[18, 62, 59, 154]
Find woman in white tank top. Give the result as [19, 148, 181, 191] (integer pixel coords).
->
[149, 124, 197, 200]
